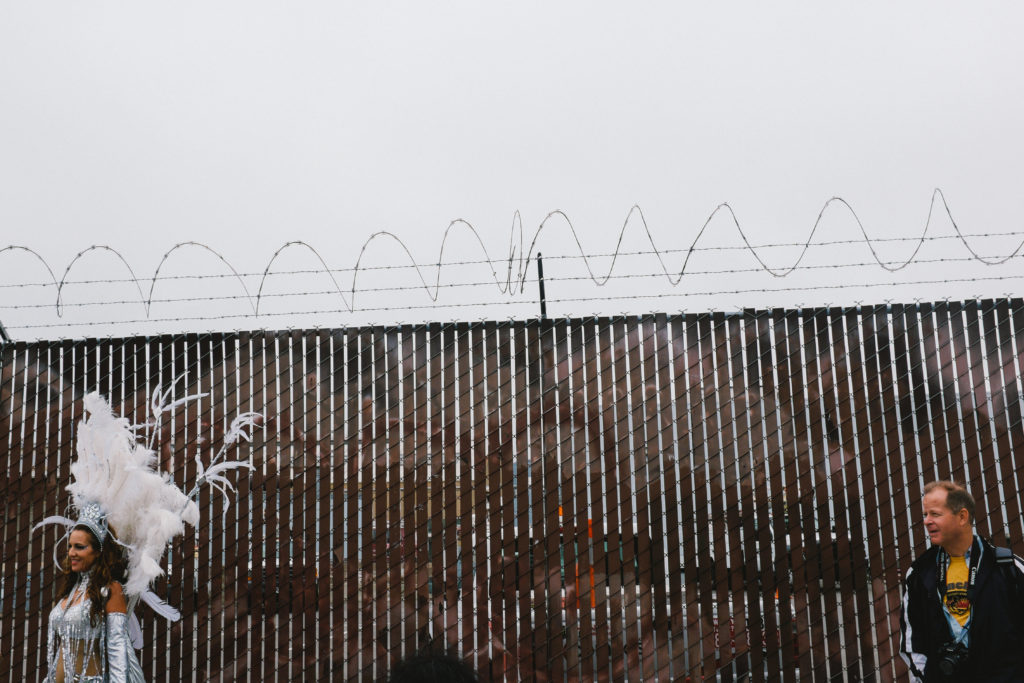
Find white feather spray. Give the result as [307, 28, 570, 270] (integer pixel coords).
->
[36, 388, 258, 623]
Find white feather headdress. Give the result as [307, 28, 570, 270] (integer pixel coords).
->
[36, 388, 258, 622]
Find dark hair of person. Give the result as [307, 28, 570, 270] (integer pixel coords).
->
[925, 480, 976, 522]
[56, 525, 129, 625]
[387, 647, 479, 683]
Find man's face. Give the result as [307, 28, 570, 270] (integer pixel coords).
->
[922, 489, 971, 552]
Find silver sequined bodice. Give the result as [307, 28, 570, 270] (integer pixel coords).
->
[44, 572, 146, 683]
[45, 573, 107, 683]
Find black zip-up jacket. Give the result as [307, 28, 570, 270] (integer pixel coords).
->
[900, 536, 1024, 682]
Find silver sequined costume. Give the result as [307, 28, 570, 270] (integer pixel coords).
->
[44, 572, 145, 683]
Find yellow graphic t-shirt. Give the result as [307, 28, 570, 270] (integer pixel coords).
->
[945, 555, 971, 627]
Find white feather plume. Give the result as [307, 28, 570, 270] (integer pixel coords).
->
[139, 588, 182, 621]
[56, 391, 256, 616]
[128, 613, 144, 649]
[67, 393, 199, 597]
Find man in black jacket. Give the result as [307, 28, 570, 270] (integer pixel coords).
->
[900, 480, 1024, 682]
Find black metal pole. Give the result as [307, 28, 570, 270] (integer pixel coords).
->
[536, 252, 547, 320]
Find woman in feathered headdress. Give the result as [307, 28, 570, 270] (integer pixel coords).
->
[47, 511, 143, 682]
[39, 390, 257, 682]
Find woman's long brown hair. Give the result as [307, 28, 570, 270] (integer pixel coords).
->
[56, 525, 129, 625]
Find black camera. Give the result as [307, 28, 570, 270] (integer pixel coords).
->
[936, 641, 969, 678]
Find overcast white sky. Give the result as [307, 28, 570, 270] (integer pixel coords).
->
[2, 3, 1023, 339]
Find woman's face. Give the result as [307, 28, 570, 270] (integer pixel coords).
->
[68, 529, 99, 573]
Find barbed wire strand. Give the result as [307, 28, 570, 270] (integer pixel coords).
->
[3, 232, 1023, 290]
[5, 229, 1024, 290]
[9, 273, 1023, 332]
[2, 190, 1023, 321]
[147, 242, 257, 317]
[5, 252, 1023, 312]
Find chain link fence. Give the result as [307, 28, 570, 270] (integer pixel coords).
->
[3, 299, 1023, 681]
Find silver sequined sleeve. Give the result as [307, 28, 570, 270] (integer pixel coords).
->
[105, 612, 146, 683]
[106, 612, 130, 682]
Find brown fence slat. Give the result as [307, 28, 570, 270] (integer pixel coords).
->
[195, 336, 214, 681]
[664, 315, 689, 679]
[1007, 299, 1024, 556]
[2, 343, 27, 679]
[862, 306, 899, 677]
[923, 302, 958, 479]
[342, 326, 362, 681]
[27, 343, 53, 678]
[0, 342, 19, 678]
[607, 316, 634, 679]
[631, 317, 657, 680]
[647, 313, 673, 680]
[990, 300, 1024, 550]
[960, 301, 991, 509]
[837, 309, 876, 677]
[510, 320, 531, 681]
[968, 301, 1006, 544]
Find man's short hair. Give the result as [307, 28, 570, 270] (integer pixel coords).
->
[387, 647, 478, 683]
[924, 480, 975, 522]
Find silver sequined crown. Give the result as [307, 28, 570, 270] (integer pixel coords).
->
[75, 501, 109, 547]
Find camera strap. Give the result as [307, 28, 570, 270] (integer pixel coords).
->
[936, 536, 982, 602]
